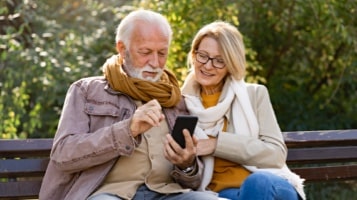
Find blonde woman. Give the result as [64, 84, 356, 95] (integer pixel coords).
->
[182, 21, 305, 200]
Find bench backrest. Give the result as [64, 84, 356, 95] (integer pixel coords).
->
[0, 139, 52, 199]
[0, 129, 356, 199]
[284, 130, 357, 182]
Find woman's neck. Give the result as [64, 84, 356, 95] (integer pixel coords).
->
[201, 80, 225, 95]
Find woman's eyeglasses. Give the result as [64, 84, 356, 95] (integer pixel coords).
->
[194, 51, 226, 69]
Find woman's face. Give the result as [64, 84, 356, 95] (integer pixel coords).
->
[193, 37, 228, 94]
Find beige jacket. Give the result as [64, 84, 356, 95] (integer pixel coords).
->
[39, 76, 204, 200]
[182, 77, 305, 199]
[216, 83, 305, 199]
[215, 84, 287, 168]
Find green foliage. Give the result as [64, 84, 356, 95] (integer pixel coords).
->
[0, 0, 134, 138]
[235, 0, 357, 131]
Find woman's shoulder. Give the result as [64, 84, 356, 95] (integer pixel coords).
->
[244, 83, 272, 105]
[245, 83, 268, 94]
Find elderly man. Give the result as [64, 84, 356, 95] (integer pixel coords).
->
[39, 9, 218, 200]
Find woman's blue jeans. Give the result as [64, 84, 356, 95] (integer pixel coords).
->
[218, 171, 300, 200]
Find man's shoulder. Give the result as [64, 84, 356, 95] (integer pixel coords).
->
[73, 76, 106, 85]
[71, 76, 106, 84]
[68, 76, 110, 96]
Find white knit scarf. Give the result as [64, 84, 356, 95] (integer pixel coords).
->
[181, 73, 306, 199]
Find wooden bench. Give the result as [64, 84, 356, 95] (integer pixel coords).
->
[0, 139, 52, 200]
[284, 130, 357, 182]
[0, 129, 356, 199]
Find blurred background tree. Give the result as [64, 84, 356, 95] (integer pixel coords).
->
[235, 0, 357, 131]
[1, 0, 356, 198]
[0, 0, 132, 138]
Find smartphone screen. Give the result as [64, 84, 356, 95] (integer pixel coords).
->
[171, 115, 198, 148]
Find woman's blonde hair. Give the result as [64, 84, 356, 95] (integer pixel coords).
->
[188, 21, 246, 80]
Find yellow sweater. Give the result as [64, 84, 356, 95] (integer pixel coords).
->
[201, 92, 251, 192]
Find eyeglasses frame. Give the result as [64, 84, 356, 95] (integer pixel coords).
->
[194, 50, 226, 69]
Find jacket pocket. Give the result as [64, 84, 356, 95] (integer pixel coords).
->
[84, 102, 120, 117]
[84, 102, 123, 131]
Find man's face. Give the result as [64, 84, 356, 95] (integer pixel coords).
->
[121, 22, 169, 82]
[124, 51, 163, 82]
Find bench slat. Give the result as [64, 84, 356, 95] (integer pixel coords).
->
[0, 180, 42, 199]
[0, 139, 52, 157]
[284, 129, 357, 148]
[0, 158, 49, 178]
[291, 164, 357, 182]
[286, 146, 357, 164]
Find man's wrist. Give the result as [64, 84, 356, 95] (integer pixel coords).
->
[181, 165, 194, 173]
[180, 161, 197, 175]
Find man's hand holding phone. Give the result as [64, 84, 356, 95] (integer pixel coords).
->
[163, 115, 198, 170]
[171, 115, 198, 148]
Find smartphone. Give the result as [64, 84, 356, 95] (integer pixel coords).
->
[171, 115, 198, 148]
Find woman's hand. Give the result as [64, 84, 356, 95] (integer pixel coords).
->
[196, 138, 217, 156]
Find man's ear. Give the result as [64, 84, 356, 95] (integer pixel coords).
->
[116, 41, 126, 55]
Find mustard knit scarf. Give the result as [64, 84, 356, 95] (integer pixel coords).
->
[102, 55, 181, 107]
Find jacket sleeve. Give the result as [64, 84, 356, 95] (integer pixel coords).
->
[213, 84, 287, 168]
[170, 157, 203, 190]
[50, 80, 140, 173]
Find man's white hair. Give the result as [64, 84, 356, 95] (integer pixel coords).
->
[115, 9, 172, 47]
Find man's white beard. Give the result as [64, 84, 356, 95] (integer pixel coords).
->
[129, 65, 163, 82]
[124, 52, 163, 82]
